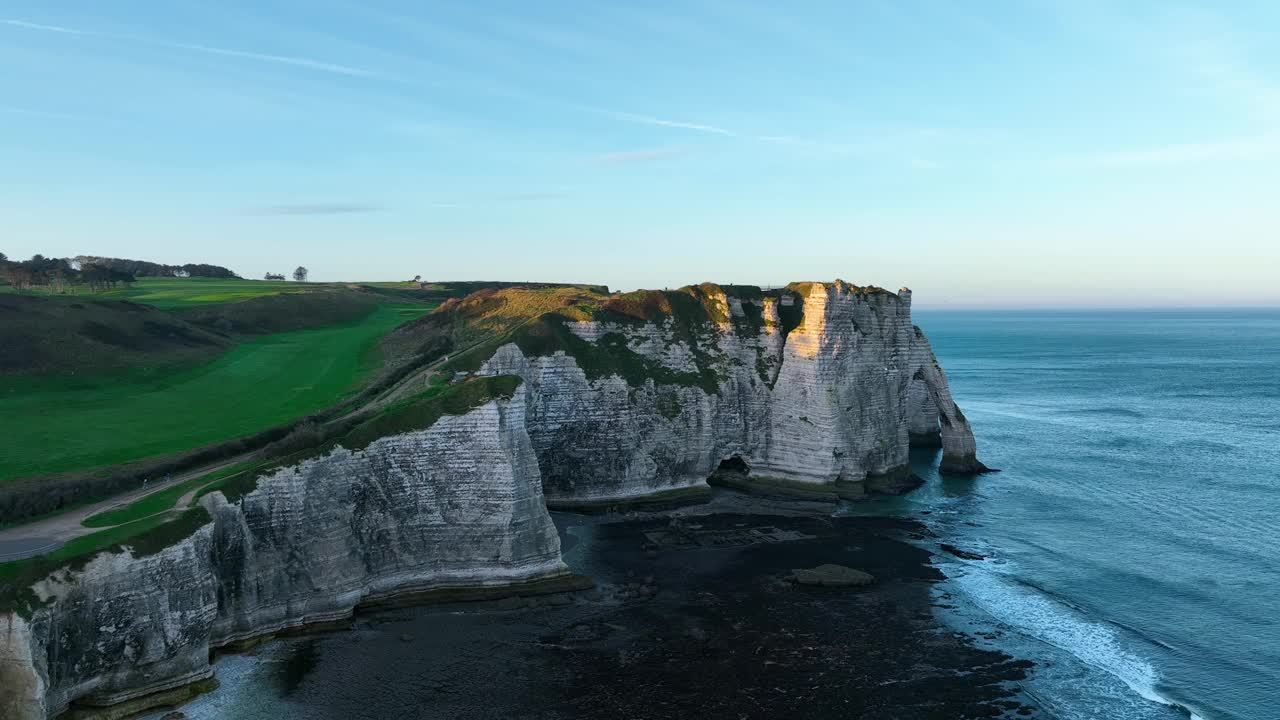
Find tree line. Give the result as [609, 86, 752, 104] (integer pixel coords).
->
[74, 255, 239, 279]
[0, 252, 239, 294]
[0, 253, 137, 293]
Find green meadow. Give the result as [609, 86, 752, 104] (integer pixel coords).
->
[0, 303, 428, 481]
[0, 276, 336, 309]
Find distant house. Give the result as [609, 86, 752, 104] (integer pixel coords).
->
[264, 272, 286, 281]
[173, 269, 190, 278]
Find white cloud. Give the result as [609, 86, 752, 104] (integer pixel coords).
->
[2, 19, 92, 35]
[2, 17, 374, 77]
[599, 109, 738, 137]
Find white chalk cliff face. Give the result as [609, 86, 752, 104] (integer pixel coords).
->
[0, 281, 986, 720]
[0, 392, 567, 720]
[480, 282, 986, 506]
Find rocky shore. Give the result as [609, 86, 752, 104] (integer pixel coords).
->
[143, 498, 1036, 720]
[0, 281, 995, 719]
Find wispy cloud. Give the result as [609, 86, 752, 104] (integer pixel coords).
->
[596, 109, 738, 137]
[0, 105, 80, 120]
[245, 203, 384, 216]
[1063, 133, 1280, 167]
[585, 107, 876, 156]
[591, 147, 689, 163]
[160, 42, 373, 77]
[2, 19, 93, 35]
[2, 17, 375, 77]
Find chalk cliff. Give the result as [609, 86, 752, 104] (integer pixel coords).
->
[0, 379, 568, 720]
[0, 280, 987, 720]
[476, 281, 987, 506]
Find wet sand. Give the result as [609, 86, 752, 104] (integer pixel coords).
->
[161, 497, 1038, 719]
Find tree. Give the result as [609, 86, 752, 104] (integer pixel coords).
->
[293, 266, 309, 282]
[0, 252, 7, 264]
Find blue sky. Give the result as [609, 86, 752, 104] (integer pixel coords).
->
[2, 1, 1278, 306]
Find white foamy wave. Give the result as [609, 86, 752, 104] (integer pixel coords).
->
[944, 563, 1186, 715]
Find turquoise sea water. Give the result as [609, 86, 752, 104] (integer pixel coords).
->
[884, 309, 1280, 720]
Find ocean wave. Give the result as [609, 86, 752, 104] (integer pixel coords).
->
[940, 560, 1197, 719]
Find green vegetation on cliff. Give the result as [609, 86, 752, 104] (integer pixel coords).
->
[0, 375, 522, 616]
[425, 283, 780, 394]
[417, 282, 833, 394]
[0, 507, 213, 617]
[211, 374, 523, 504]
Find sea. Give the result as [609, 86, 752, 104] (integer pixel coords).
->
[144, 308, 1279, 720]
[873, 308, 1280, 720]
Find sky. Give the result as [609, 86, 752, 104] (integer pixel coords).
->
[2, 0, 1278, 307]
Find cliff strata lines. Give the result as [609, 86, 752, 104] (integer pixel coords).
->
[0, 380, 569, 720]
[0, 280, 988, 720]
[477, 281, 988, 506]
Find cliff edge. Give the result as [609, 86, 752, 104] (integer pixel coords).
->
[465, 280, 988, 505]
[0, 280, 988, 719]
[0, 377, 569, 720]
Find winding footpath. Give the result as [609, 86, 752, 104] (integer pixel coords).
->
[0, 344, 469, 563]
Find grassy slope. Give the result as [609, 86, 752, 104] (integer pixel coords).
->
[0, 303, 428, 482]
[0, 376, 521, 616]
[62, 277, 319, 309]
[0, 293, 233, 374]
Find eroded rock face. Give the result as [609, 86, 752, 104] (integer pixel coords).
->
[0, 281, 985, 720]
[480, 282, 985, 504]
[0, 394, 566, 720]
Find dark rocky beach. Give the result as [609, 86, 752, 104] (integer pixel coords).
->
[164, 494, 1037, 720]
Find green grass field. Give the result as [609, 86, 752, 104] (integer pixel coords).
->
[83, 277, 323, 309]
[0, 276, 356, 309]
[0, 303, 428, 481]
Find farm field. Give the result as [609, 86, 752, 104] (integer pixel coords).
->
[0, 276, 432, 310]
[0, 303, 428, 481]
[0, 276, 333, 309]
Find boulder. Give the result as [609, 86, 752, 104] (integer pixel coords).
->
[790, 564, 875, 587]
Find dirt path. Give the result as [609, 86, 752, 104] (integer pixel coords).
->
[0, 455, 250, 561]
[0, 339, 475, 562]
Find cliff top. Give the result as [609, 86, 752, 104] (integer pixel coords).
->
[405, 280, 907, 396]
[0, 375, 524, 617]
[408, 280, 902, 343]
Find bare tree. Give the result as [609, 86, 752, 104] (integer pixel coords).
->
[293, 266, 309, 282]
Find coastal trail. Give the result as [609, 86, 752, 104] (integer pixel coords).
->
[0, 336, 480, 562]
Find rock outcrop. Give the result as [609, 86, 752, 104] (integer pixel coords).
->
[477, 281, 987, 506]
[0, 380, 569, 720]
[0, 280, 987, 719]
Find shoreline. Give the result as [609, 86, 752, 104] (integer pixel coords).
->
[140, 495, 1042, 720]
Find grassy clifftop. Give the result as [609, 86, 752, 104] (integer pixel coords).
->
[407, 281, 903, 396]
[404, 282, 825, 394]
[0, 375, 522, 617]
